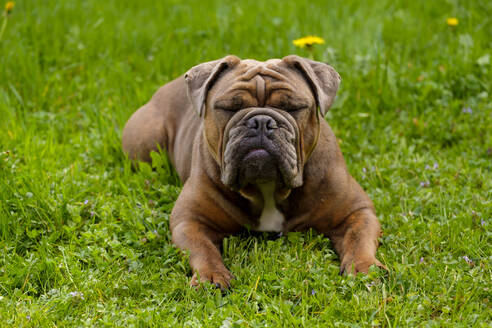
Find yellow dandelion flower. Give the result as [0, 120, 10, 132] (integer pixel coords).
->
[293, 35, 325, 48]
[5, 1, 14, 14]
[446, 17, 458, 27]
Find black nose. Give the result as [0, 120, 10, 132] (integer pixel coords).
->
[246, 115, 278, 135]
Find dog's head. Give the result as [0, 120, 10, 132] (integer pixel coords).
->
[185, 55, 340, 192]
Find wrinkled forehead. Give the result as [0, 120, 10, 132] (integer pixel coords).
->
[211, 58, 313, 96]
[235, 59, 301, 81]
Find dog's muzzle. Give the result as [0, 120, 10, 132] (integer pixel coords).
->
[220, 108, 303, 190]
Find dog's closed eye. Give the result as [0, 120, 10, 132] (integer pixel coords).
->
[214, 93, 258, 112]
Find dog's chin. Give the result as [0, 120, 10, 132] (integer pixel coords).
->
[221, 148, 303, 191]
[238, 149, 278, 187]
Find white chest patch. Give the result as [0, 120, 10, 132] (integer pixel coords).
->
[255, 183, 285, 232]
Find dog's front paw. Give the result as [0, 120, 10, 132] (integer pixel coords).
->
[340, 255, 387, 275]
[190, 266, 235, 291]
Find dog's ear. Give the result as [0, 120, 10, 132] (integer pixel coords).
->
[282, 55, 341, 117]
[185, 55, 241, 117]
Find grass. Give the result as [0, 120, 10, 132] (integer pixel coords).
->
[0, 0, 490, 326]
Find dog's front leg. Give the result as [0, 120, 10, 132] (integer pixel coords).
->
[325, 208, 387, 275]
[171, 219, 234, 290]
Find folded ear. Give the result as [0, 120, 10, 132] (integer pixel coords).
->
[282, 55, 341, 117]
[184, 55, 241, 116]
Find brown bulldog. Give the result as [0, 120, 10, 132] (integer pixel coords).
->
[122, 55, 385, 289]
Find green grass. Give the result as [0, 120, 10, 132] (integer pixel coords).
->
[0, 0, 491, 326]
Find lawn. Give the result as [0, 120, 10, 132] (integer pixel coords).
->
[0, 0, 490, 326]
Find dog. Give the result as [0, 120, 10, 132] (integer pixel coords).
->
[122, 55, 385, 289]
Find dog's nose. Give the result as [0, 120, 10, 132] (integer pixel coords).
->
[246, 115, 277, 135]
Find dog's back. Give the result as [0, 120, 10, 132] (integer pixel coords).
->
[122, 76, 200, 181]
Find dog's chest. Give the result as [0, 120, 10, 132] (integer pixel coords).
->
[254, 183, 285, 232]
